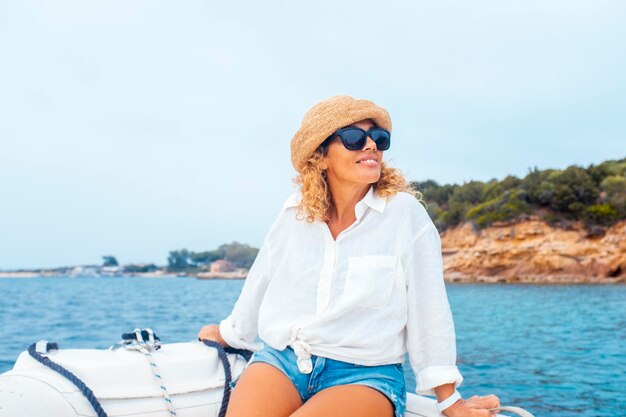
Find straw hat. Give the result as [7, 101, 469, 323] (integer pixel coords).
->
[290, 95, 392, 174]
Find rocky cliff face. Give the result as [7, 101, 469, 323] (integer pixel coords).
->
[440, 217, 626, 284]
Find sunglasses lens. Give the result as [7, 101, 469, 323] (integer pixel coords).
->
[339, 129, 367, 150]
[370, 129, 391, 150]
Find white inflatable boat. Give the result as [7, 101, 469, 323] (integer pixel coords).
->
[0, 330, 534, 417]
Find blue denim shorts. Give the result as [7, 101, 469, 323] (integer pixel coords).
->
[229, 344, 406, 417]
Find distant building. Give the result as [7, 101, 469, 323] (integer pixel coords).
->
[70, 266, 99, 277]
[102, 266, 123, 276]
[210, 259, 236, 273]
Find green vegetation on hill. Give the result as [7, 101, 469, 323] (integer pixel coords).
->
[412, 157, 626, 234]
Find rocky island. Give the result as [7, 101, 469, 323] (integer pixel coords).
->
[440, 217, 625, 284]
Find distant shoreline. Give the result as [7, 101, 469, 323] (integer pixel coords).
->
[0, 271, 181, 279]
[1, 271, 623, 284]
[443, 271, 625, 285]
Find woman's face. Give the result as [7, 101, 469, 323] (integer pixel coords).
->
[320, 118, 383, 188]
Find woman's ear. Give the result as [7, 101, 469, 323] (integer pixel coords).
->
[319, 152, 328, 170]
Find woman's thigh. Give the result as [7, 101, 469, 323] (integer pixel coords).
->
[289, 384, 395, 417]
[226, 362, 304, 417]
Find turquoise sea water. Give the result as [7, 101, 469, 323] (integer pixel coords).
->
[0, 277, 624, 416]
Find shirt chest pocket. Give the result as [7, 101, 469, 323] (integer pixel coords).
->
[340, 255, 398, 310]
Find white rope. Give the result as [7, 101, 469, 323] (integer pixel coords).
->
[123, 328, 177, 417]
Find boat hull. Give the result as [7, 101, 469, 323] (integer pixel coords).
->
[0, 341, 502, 417]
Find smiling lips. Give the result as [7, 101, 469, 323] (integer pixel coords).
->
[356, 154, 379, 166]
[357, 159, 378, 166]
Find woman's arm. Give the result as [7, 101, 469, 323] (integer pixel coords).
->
[434, 382, 457, 403]
[404, 222, 464, 395]
[199, 238, 272, 350]
[403, 206, 501, 416]
[217, 236, 274, 351]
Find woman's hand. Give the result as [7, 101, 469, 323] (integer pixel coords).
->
[442, 394, 501, 417]
[198, 324, 230, 348]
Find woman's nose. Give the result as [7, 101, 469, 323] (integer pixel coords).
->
[362, 135, 378, 151]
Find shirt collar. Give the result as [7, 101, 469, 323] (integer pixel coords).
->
[283, 191, 302, 210]
[359, 185, 387, 214]
[354, 185, 386, 220]
[283, 185, 387, 216]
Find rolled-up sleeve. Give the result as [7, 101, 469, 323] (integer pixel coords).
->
[219, 237, 273, 352]
[404, 222, 464, 396]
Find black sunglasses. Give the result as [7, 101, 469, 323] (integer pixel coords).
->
[323, 127, 391, 151]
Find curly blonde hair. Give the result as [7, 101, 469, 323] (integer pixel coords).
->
[292, 144, 424, 223]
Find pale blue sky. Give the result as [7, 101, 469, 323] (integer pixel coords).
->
[1, 1, 625, 269]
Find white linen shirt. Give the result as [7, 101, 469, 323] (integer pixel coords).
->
[219, 185, 464, 396]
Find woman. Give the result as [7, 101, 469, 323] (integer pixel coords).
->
[199, 95, 501, 417]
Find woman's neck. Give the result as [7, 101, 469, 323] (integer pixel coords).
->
[327, 180, 370, 224]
